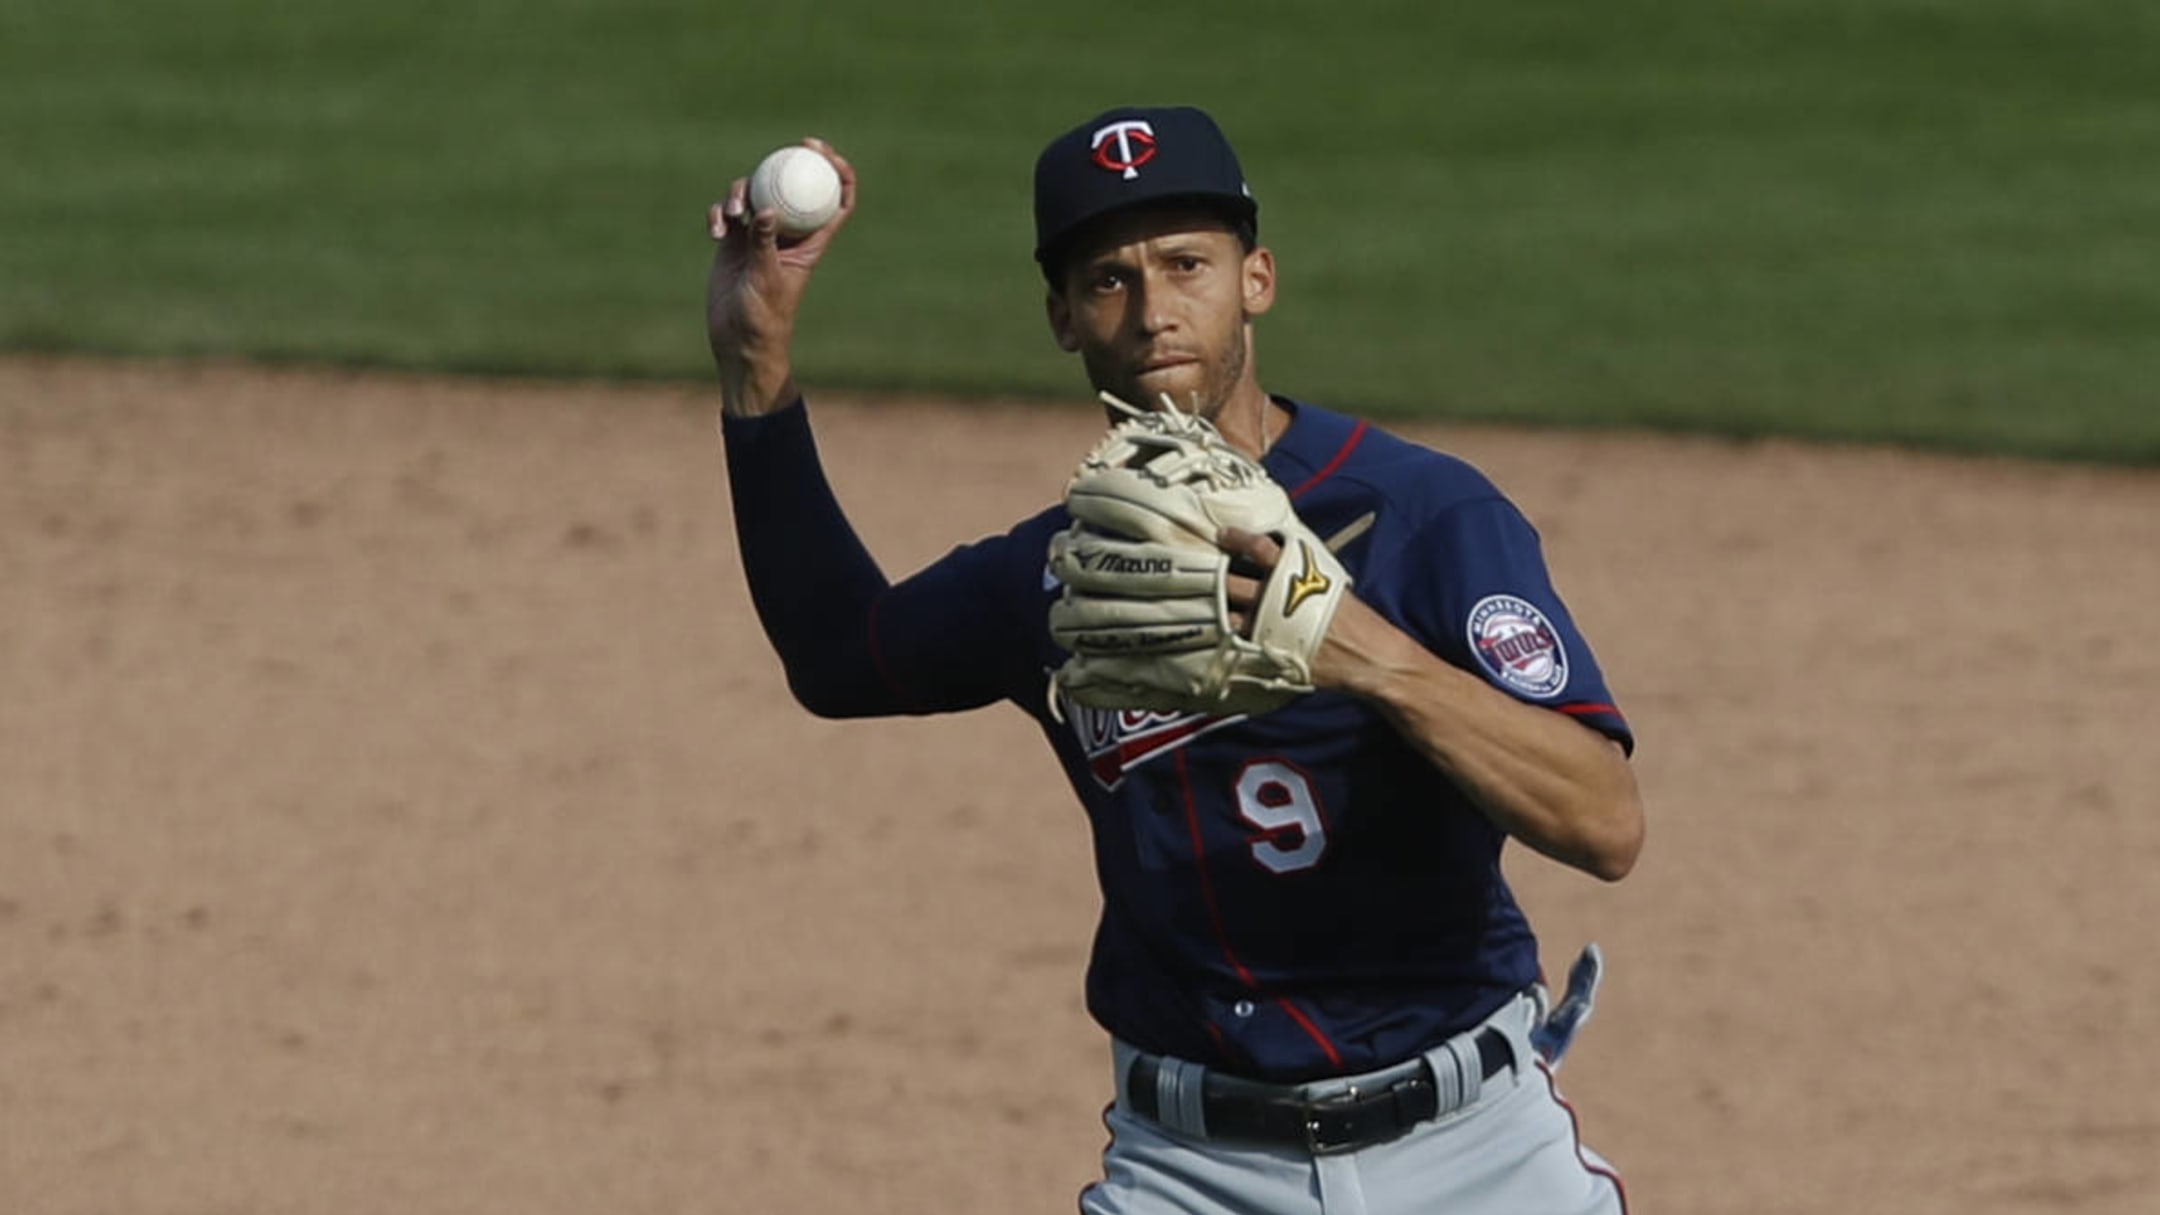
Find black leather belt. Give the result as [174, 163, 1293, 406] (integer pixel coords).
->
[1127, 1027, 1512, 1155]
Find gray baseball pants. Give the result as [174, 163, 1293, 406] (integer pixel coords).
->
[1081, 994, 1626, 1215]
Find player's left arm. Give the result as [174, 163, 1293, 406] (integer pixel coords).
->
[1221, 526, 1645, 882]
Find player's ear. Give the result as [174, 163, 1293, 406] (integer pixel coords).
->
[1242, 246, 1277, 318]
[1046, 287, 1082, 353]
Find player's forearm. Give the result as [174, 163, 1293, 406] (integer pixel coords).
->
[1330, 619, 1644, 880]
[717, 351, 798, 420]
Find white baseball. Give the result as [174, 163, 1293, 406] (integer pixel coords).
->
[747, 146, 843, 237]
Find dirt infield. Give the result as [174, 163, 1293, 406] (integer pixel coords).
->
[3, 356, 2156, 1214]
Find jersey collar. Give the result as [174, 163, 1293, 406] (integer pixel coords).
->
[1261, 395, 1365, 499]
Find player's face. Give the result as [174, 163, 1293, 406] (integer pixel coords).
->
[1046, 207, 1276, 422]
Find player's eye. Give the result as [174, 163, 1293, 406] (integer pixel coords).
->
[1088, 270, 1125, 294]
[1172, 255, 1204, 273]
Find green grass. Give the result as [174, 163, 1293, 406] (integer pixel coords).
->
[3, 1, 2157, 461]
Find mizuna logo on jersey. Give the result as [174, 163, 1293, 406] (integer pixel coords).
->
[1064, 703, 1244, 790]
[1467, 594, 1569, 699]
[1091, 120, 1157, 180]
[1283, 540, 1331, 617]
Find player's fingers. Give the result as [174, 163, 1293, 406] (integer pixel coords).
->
[1219, 527, 1282, 570]
[746, 206, 783, 265]
[1225, 573, 1262, 608]
[715, 179, 751, 242]
[804, 138, 858, 206]
[789, 137, 857, 253]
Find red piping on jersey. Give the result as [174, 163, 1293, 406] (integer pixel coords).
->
[865, 591, 912, 701]
[1288, 419, 1369, 500]
[1174, 749, 1258, 988]
[1537, 1059, 1631, 1212]
[1274, 998, 1345, 1070]
[1559, 703, 1620, 719]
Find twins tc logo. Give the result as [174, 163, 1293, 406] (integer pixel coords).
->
[1091, 119, 1158, 180]
[1467, 594, 1570, 699]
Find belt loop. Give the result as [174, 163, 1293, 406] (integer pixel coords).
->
[1444, 1033, 1483, 1112]
[1418, 1038, 1463, 1113]
[1155, 1055, 1210, 1139]
[1417, 1030, 1484, 1117]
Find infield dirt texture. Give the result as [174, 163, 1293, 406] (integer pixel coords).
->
[4, 356, 2156, 1214]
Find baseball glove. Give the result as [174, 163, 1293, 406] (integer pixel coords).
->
[1046, 392, 1351, 718]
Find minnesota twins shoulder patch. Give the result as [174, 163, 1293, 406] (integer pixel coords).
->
[1467, 594, 1569, 699]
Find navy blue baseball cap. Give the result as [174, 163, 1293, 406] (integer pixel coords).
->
[1032, 105, 1259, 272]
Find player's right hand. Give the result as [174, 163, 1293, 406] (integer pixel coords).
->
[706, 137, 857, 418]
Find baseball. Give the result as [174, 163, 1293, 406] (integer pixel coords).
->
[747, 145, 843, 237]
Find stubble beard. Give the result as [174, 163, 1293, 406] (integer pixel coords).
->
[1092, 318, 1249, 424]
[1197, 323, 1249, 425]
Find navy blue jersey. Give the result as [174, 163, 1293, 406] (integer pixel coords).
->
[724, 396, 1632, 1082]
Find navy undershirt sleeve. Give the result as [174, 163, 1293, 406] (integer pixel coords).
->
[721, 399, 1021, 717]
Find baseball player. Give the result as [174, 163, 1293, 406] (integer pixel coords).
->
[706, 108, 1644, 1214]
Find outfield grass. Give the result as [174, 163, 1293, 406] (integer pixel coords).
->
[2, 1, 2156, 461]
